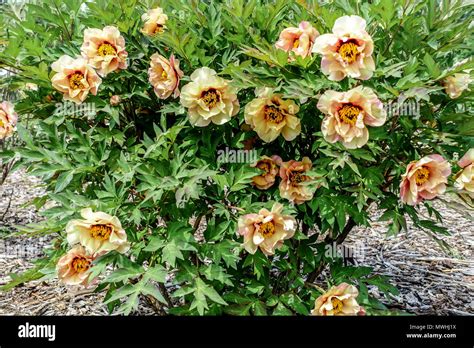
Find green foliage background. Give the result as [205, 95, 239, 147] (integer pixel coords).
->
[0, 0, 472, 315]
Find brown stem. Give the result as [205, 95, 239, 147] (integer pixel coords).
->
[306, 217, 357, 283]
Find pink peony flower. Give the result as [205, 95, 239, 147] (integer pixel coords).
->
[51, 55, 102, 105]
[0, 101, 18, 139]
[81, 26, 128, 76]
[400, 155, 451, 206]
[251, 155, 282, 190]
[237, 203, 296, 256]
[148, 53, 183, 99]
[275, 21, 319, 59]
[311, 283, 365, 316]
[312, 15, 375, 81]
[56, 245, 95, 286]
[317, 86, 386, 149]
[279, 157, 314, 204]
[141, 7, 168, 36]
[443, 73, 472, 99]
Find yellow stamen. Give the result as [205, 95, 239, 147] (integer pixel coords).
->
[201, 88, 220, 108]
[264, 105, 285, 124]
[154, 24, 164, 34]
[97, 43, 116, 57]
[293, 39, 300, 49]
[72, 256, 91, 273]
[414, 166, 430, 185]
[90, 224, 112, 241]
[161, 69, 168, 79]
[259, 221, 275, 238]
[0, 119, 4, 127]
[338, 41, 358, 64]
[338, 104, 361, 125]
[289, 170, 306, 185]
[257, 160, 273, 174]
[69, 72, 85, 90]
[331, 298, 344, 314]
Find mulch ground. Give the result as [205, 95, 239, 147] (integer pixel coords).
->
[0, 169, 473, 315]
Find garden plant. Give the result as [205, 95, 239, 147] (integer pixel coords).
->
[0, 0, 473, 316]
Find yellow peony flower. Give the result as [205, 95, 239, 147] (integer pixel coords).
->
[455, 148, 474, 197]
[56, 245, 95, 286]
[244, 88, 301, 143]
[0, 101, 18, 140]
[141, 7, 168, 36]
[66, 208, 130, 255]
[275, 21, 319, 59]
[180, 67, 240, 126]
[317, 86, 386, 149]
[311, 283, 365, 316]
[237, 203, 296, 256]
[51, 55, 102, 105]
[312, 15, 375, 81]
[443, 73, 472, 99]
[400, 154, 451, 206]
[251, 155, 282, 190]
[148, 53, 183, 99]
[279, 157, 314, 204]
[81, 26, 128, 76]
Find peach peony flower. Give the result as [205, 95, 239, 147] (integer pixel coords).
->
[312, 15, 374, 81]
[148, 53, 183, 99]
[455, 149, 474, 197]
[110, 95, 121, 106]
[141, 7, 168, 36]
[443, 73, 472, 99]
[237, 202, 296, 256]
[251, 155, 282, 190]
[311, 283, 364, 316]
[317, 86, 386, 149]
[81, 26, 128, 76]
[66, 208, 130, 255]
[244, 88, 301, 143]
[0, 101, 18, 139]
[56, 245, 95, 286]
[180, 67, 240, 126]
[51, 55, 102, 105]
[279, 157, 314, 204]
[275, 21, 319, 59]
[400, 155, 451, 206]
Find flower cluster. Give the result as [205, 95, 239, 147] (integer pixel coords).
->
[56, 209, 130, 286]
[251, 156, 316, 204]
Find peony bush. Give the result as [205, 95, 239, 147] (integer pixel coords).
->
[0, 0, 473, 315]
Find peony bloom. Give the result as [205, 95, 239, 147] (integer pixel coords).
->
[275, 21, 319, 59]
[251, 155, 282, 190]
[443, 73, 472, 99]
[237, 202, 296, 256]
[312, 15, 374, 81]
[148, 53, 183, 99]
[0, 101, 18, 139]
[455, 148, 474, 197]
[180, 67, 240, 126]
[317, 86, 386, 149]
[51, 55, 102, 105]
[311, 283, 364, 316]
[400, 155, 451, 206]
[66, 208, 130, 255]
[56, 245, 95, 286]
[279, 157, 314, 204]
[141, 7, 168, 36]
[81, 26, 128, 76]
[110, 95, 121, 106]
[244, 88, 301, 143]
